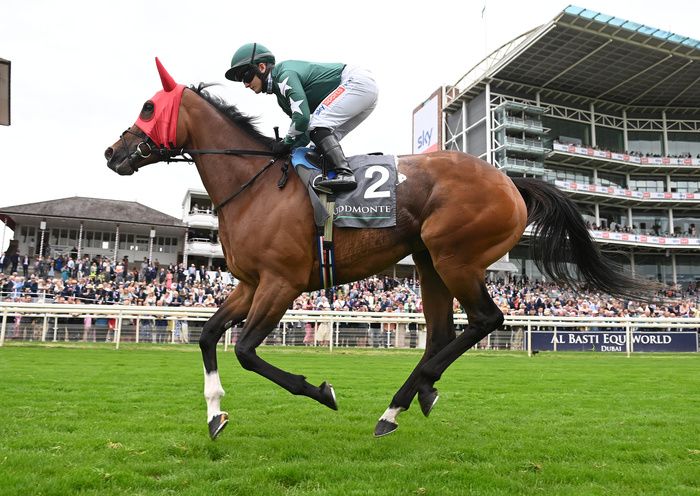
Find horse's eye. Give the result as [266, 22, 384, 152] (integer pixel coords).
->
[140, 101, 155, 121]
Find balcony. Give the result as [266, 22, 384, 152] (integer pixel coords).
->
[493, 116, 546, 135]
[495, 136, 547, 156]
[186, 238, 224, 257]
[554, 180, 700, 208]
[494, 101, 547, 115]
[522, 226, 700, 252]
[549, 143, 700, 175]
[500, 157, 546, 175]
[590, 230, 700, 251]
[184, 209, 218, 229]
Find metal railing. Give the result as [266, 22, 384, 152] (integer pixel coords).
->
[1, 302, 698, 354]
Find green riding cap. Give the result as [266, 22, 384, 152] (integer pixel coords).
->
[225, 43, 276, 81]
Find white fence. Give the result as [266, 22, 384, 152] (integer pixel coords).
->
[1, 302, 698, 354]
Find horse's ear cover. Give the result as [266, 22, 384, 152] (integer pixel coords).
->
[133, 57, 185, 147]
[156, 57, 177, 92]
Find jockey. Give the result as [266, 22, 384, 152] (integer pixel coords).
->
[225, 43, 378, 193]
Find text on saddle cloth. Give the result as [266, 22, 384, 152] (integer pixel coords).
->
[291, 147, 398, 229]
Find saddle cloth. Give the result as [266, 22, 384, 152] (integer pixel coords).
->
[291, 147, 397, 229]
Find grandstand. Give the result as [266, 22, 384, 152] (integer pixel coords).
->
[414, 5, 700, 286]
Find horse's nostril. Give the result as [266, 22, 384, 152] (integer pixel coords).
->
[104, 147, 113, 161]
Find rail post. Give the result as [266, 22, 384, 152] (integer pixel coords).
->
[41, 314, 48, 342]
[0, 308, 8, 346]
[115, 312, 123, 350]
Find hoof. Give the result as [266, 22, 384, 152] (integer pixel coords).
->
[319, 381, 338, 410]
[374, 419, 399, 437]
[418, 389, 439, 417]
[208, 412, 229, 440]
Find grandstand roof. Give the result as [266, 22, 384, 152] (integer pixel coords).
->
[446, 5, 700, 112]
[0, 197, 185, 229]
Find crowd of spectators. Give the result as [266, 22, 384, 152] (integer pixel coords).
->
[584, 221, 697, 238]
[553, 139, 700, 160]
[2, 256, 698, 320]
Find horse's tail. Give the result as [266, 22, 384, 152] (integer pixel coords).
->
[512, 177, 657, 300]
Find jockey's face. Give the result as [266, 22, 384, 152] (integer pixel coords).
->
[244, 62, 267, 94]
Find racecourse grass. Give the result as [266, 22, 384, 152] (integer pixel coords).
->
[0, 344, 698, 496]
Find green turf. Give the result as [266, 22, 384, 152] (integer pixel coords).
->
[0, 344, 698, 495]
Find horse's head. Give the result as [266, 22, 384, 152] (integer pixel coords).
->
[105, 58, 186, 175]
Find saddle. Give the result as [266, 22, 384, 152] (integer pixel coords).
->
[290, 147, 398, 288]
[290, 147, 398, 229]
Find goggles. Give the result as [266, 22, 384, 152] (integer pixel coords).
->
[233, 66, 257, 84]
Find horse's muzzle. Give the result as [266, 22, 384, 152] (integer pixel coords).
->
[105, 146, 136, 175]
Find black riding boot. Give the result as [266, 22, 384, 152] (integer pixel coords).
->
[311, 128, 357, 192]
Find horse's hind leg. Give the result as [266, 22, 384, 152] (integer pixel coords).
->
[234, 280, 338, 410]
[199, 281, 254, 439]
[416, 269, 503, 411]
[375, 250, 456, 437]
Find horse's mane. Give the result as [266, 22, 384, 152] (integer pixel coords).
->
[190, 83, 276, 148]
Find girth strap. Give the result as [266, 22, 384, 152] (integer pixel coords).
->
[317, 193, 336, 289]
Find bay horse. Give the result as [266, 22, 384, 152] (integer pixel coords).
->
[105, 59, 651, 439]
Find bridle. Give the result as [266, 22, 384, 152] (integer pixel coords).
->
[119, 128, 288, 211]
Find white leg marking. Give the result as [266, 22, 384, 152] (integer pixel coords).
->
[379, 406, 405, 424]
[204, 368, 226, 422]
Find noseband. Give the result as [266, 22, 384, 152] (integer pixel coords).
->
[119, 128, 155, 171]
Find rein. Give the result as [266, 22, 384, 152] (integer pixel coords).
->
[122, 131, 288, 211]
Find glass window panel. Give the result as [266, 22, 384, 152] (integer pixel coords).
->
[543, 116, 591, 146]
[632, 210, 669, 235]
[670, 177, 700, 193]
[672, 213, 700, 236]
[595, 126, 624, 153]
[627, 131, 663, 156]
[667, 132, 700, 158]
[628, 176, 665, 193]
[635, 255, 672, 283]
[676, 255, 700, 285]
[597, 171, 626, 188]
[598, 206, 628, 230]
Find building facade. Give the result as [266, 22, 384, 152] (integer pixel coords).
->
[181, 188, 226, 271]
[415, 5, 700, 285]
[0, 197, 186, 267]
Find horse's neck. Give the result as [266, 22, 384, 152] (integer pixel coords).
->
[182, 91, 268, 209]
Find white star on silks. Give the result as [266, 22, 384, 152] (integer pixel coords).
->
[277, 76, 293, 96]
[289, 97, 304, 115]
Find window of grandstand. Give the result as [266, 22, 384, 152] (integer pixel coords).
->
[672, 215, 700, 236]
[598, 206, 629, 230]
[632, 210, 669, 235]
[667, 132, 700, 157]
[670, 177, 700, 193]
[597, 171, 626, 189]
[628, 176, 665, 193]
[635, 254, 673, 283]
[595, 126, 624, 153]
[627, 131, 663, 156]
[542, 117, 590, 146]
[676, 255, 700, 282]
[544, 168, 592, 184]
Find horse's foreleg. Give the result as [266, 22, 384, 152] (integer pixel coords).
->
[199, 282, 254, 439]
[375, 251, 456, 437]
[234, 282, 338, 410]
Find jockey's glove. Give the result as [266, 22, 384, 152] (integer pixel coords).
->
[271, 140, 292, 156]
